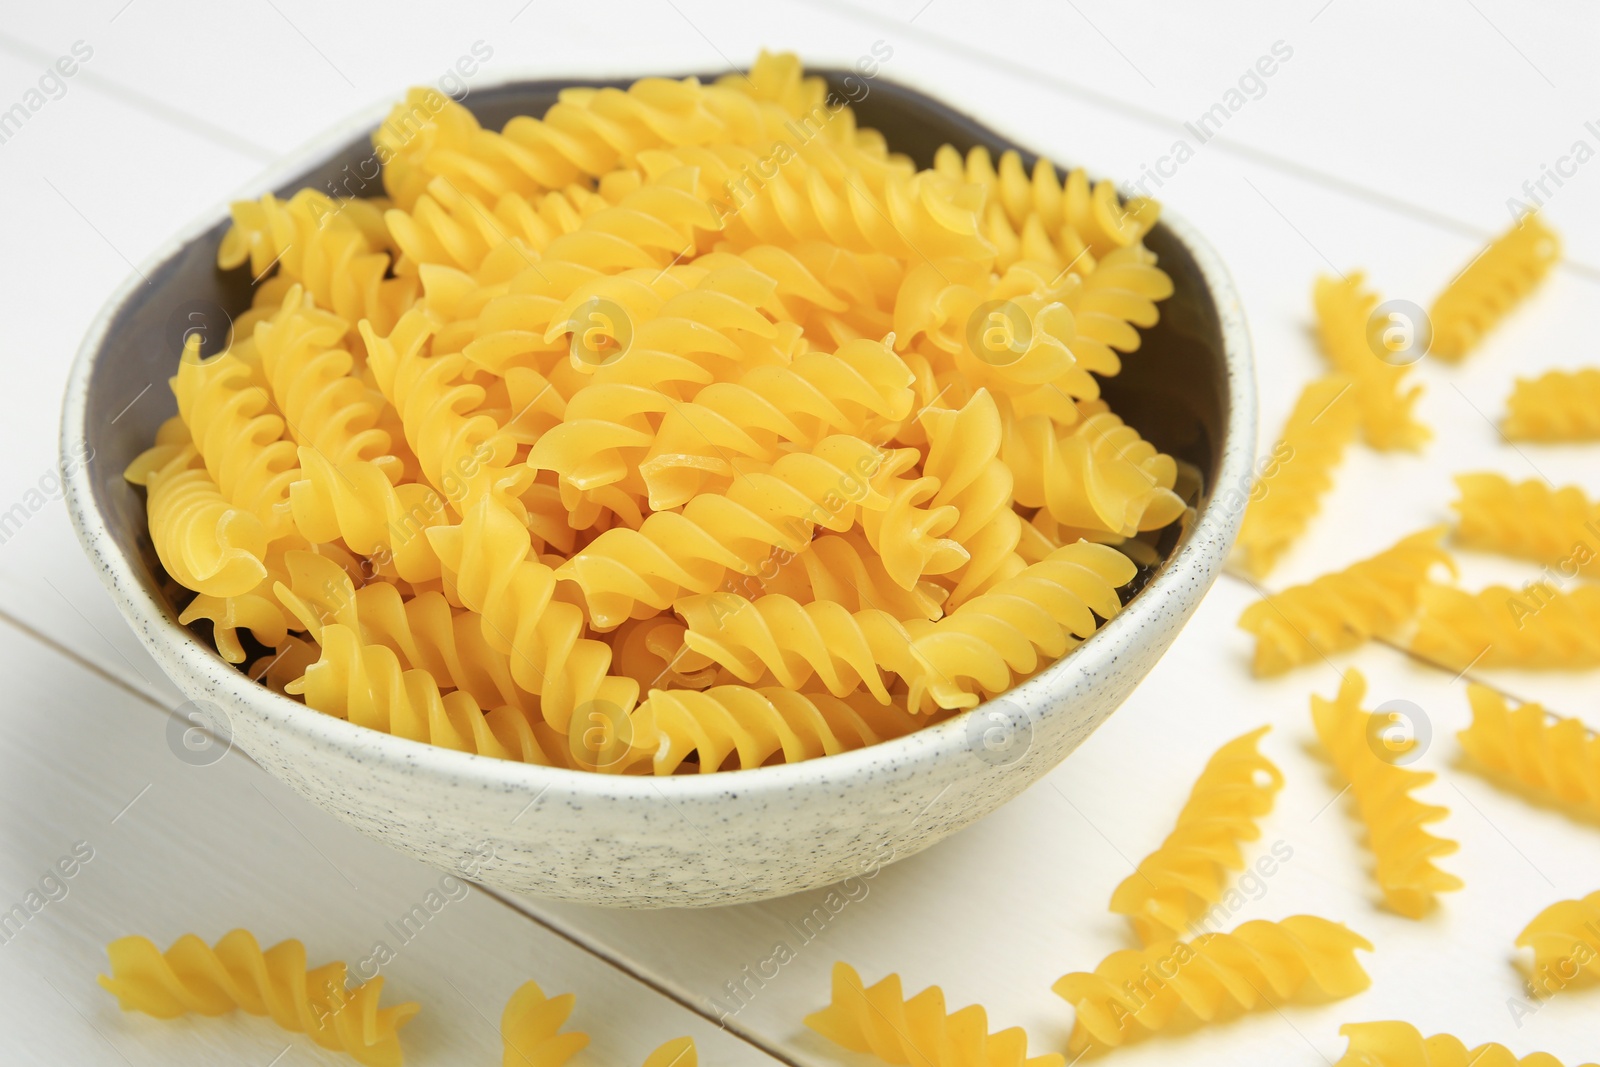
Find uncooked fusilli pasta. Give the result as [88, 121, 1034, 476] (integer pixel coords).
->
[1311, 670, 1462, 917]
[98, 929, 419, 1067]
[1460, 685, 1600, 817]
[1517, 891, 1600, 988]
[1504, 367, 1600, 441]
[1109, 726, 1284, 944]
[1237, 526, 1454, 675]
[1233, 375, 1360, 579]
[1052, 915, 1372, 1054]
[501, 980, 589, 1067]
[1334, 1021, 1595, 1067]
[806, 962, 1062, 1067]
[1412, 583, 1600, 670]
[1452, 473, 1600, 575]
[1313, 273, 1428, 451]
[125, 52, 1183, 774]
[1428, 213, 1560, 361]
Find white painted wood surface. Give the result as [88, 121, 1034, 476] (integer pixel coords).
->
[2, 2, 1598, 1063]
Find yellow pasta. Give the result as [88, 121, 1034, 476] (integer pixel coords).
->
[1313, 272, 1428, 450]
[1237, 526, 1454, 675]
[1428, 213, 1560, 361]
[1311, 670, 1462, 917]
[1504, 367, 1600, 441]
[97, 929, 419, 1067]
[1460, 685, 1600, 816]
[1052, 915, 1372, 1054]
[501, 980, 589, 1067]
[642, 1037, 697, 1067]
[1334, 1021, 1595, 1067]
[1412, 583, 1600, 670]
[1518, 891, 1600, 986]
[1452, 473, 1600, 574]
[1234, 375, 1360, 579]
[127, 53, 1185, 774]
[806, 962, 1062, 1067]
[1109, 726, 1284, 944]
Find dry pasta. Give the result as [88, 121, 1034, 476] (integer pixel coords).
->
[1452, 473, 1600, 574]
[125, 52, 1183, 774]
[806, 961, 1062, 1067]
[1313, 273, 1428, 450]
[1237, 526, 1454, 675]
[1428, 213, 1560, 361]
[501, 980, 589, 1067]
[1311, 670, 1462, 918]
[1504, 367, 1600, 441]
[97, 929, 419, 1067]
[1412, 583, 1600, 670]
[1334, 1021, 1595, 1067]
[1460, 685, 1600, 817]
[1517, 891, 1600, 986]
[1109, 726, 1284, 944]
[1233, 375, 1360, 579]
[1052, 915, 1371, 1055]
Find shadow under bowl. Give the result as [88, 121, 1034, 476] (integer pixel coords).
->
[62, 70, 1255, 908]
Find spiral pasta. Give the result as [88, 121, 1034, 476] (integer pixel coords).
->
[1109, 726, 1284, 944]
[1453, 473, 1600, 574]
[1333, 1021, 1594, 1067]
[1234, 375, 1360, 579]
[97, 929, 419, 1067]
[806, 962, 1062, 1067]
[1313, 272, 1428, 450]
[1237, 526, 1454, 675]
[128, 53, 1184, 774]
[1460, 685, 1600, 817]
[642, 1037, 698, 1067]
[501, 980, 589, 1067]
[1428, 213, 1560, 361]
[1311, 670, 1462, 917]
[1517, 891, 1600, 986]
[1412, 583, 1600, 670]
[1052, 915, 1372, 1054]
[1504, 367, 1600, 441]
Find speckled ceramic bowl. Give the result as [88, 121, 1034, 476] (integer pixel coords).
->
[62, 71, 1254, 908]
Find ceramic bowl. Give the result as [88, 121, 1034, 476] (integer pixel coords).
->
[62, 70, 1255, 908]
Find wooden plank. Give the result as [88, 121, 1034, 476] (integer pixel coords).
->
[0, 621, 783, 1066]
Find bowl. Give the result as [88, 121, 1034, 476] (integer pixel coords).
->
[61, 70, 1255, 908]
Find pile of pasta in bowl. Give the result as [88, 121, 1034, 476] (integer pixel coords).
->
[127, 52, 1188, 776]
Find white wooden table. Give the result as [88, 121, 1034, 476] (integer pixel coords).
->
[3, 2, 1598, 1063]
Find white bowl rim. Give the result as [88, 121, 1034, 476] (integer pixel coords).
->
[61, 70, 1257, 803]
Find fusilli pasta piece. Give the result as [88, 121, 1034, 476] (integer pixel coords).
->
[141, 447, 270, 598]
[1109, 726, 1284, 944]
[290, 622, 570, 768]
[1334, 1021, 1594, 1067]
[501, 980, 589, 1067]
[642, 1037, 697, 1067]
[1453, 473, 1600, 573]
[806, 961, 1062, 1067]
[98, 929, 419, 1067]
[1313, 272, 1427, 450]
[1233, 375, 1360, 579]
[1311, 670, 1462, 917]
[1460, 685, 1600, 817]
[1412, 583, 1600, 670]
[1517, 891, 1600, 987]
[1428, 213, 1560, 361]
[631, 684, 924, 774]
[1237, 526, 1455, 675]
[1504, 368, 1600, 441]
[1052, 915, 1372, 1054]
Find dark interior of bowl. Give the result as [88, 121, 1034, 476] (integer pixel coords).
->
[80, 70, 1228, 636]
